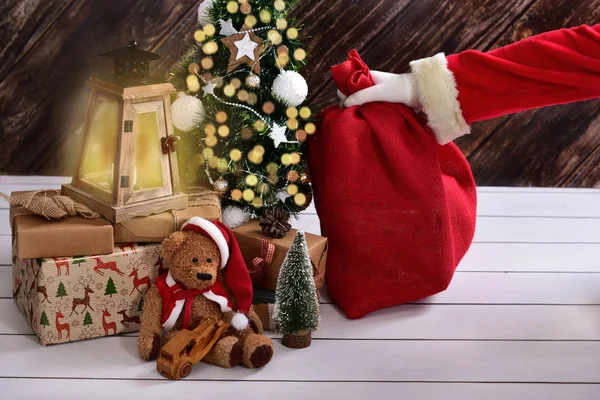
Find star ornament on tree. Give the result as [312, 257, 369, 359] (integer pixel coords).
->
[269, 123, 299, 148]
[202, 82, 217, 97]
[221, 29, 264, 75]
[219, 19, 238, 36]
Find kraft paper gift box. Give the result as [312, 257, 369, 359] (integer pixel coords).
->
[113, 187, 221, 243]
[12, 243, 167, 346]
[8, 190, 114, 259]
[233, 220, 328, 292]
[12, 215, 114, 259]
[113, 206, 221, 244]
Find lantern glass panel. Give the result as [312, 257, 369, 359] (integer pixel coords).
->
[134, 111, 164, 191]
[80, 94, 119, 193]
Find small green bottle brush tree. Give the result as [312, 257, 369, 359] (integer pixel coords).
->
[170, 0, 316, 235]
[274, 230, 319, 348]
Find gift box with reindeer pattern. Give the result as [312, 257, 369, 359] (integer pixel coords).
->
[12, 243, 168, 346]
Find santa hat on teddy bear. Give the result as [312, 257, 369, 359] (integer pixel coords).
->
[181, 217, 252, 331]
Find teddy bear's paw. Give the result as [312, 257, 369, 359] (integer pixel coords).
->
[230, 341, 243, 367]
[243, 334, 274, 368]
[139, 333, 162, 361]
[249, 344, 273, 368]
[204, 336, 242, 368]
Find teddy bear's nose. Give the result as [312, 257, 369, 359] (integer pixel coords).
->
[196, 273, 213, 281]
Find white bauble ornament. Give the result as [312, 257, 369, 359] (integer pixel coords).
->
[197, 0, 214, 26]
[245, 73, 261, 88]
[222, 205, 253, 229]
[272, 70, 308, 107]
[171, 94, 205, 132]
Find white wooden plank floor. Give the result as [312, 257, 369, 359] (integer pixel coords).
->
[1, 176, 600, 399]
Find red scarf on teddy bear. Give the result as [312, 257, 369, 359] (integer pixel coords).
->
[155, 271, 232, 330]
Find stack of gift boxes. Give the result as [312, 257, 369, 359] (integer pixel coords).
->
[10, 190, 327, 346]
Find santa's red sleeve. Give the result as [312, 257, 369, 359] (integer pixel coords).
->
[409, 24, 600, 144]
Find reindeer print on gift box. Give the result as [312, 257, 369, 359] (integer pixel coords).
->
[36, 285, 51, 304]
[93, 257, 125, 276]
[70, 276, 95, 316]
[128, 258, 151, 296]
[117, 299, 140, 329]
[55, 310, 70, 339]
[119, 243, 137, 255]
[53, 257, 70, 276]
[50, 301, 71, 340]
[154, 256, 168, 276]
[97, 301, 117, 336]
[153, 247, 168, 276]
[13, 244, 166, 345]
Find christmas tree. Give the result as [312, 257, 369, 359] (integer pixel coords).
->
[171, 0, 315, 229]
[39, 311, 50, 327]
[56, 282, 67, 298]
[138, 297, 144, 312]
[104, 277, 117, 297]
[83, 311, 93, 325]
[274, 230, 319, 348]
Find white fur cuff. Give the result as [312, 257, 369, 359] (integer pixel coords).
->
[410, 53, 470, 145]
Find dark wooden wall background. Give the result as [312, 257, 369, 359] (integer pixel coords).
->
[1, 0, 599, 187]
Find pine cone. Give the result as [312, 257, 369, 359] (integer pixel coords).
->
[259, 207, 292, 238]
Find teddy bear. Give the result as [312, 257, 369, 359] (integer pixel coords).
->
[138, 216, 274, 369]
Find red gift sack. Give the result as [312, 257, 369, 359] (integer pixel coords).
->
[307, 51, 477, 319]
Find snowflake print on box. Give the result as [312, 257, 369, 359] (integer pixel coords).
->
[12, 243, 168, 346]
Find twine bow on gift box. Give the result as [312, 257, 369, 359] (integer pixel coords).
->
[249, 237, 277, 286]
[249, 236, 327, 288]
[0, 190, 99, 235]
[170, 186, 222, 230]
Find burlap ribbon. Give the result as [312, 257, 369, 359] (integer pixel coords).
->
[1, 190, 99, 234]
[171, 186, 222, 230]
[249, 237, 277, 285]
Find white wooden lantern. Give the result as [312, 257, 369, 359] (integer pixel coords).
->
[62, 42, 187, 223]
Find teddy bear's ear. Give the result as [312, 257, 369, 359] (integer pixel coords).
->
[161, 231, 187, 262]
